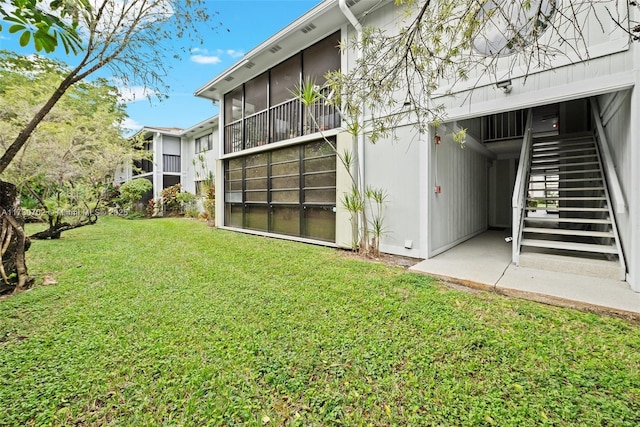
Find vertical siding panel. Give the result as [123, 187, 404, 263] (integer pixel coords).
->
[430, 124, 489, 255]
[599, 94, 631, 261]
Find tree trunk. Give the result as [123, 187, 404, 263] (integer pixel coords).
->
[0, 74, 77, 174]
[0, 180, 33, 295]
[29, 215, 97, 240]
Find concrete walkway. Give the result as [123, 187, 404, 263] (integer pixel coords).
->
[410, 230, 640, 318]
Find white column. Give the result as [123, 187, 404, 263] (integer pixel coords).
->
[628, 43, 640, 291]
[153, 133, 163, 201]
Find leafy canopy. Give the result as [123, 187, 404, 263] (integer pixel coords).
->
[0, 0, 221, 175]
[0, 0, 86, 54]
[325, 0, 634, 143]
[0, 50, 145, 218]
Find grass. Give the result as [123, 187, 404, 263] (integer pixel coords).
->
[0, 217, 639, 426]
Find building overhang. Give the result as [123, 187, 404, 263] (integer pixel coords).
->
[194, 0, 386, 101]
[181, 115, 219, 137]
[132, 127, 184, 140]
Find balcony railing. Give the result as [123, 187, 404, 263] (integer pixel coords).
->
[484, 109, 527, 142]
[224, 95, 338, 154]
[271, 98, 301, 144]
[245, 109, 268, 149]
[304, 96, 340, 135]
[224, 120, 243, 154]
[163, 154, 180, 173]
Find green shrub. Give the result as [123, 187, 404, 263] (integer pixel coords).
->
[160, 183, 182, 216]
[119, 179, 152, 211]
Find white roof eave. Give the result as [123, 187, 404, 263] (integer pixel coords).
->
[194, 0, 341, 100]
[182, 115, 219, 135]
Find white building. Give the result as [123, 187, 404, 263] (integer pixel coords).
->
[116, 117, 219, 202]
[124, 0, 639, 293]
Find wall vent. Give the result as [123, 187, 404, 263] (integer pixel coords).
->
[209, 87, 216, 92]
[224, 76, 234, 82]
[244, 61, 255, 69]
[269, 45, 282, 54]
[300, 23, 317, 34]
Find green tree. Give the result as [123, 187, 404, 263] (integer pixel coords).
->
[0, 0, 219, 293]
[1, 51, 146, 239]
[119, 178, 152, 211]
[0, 0, 85, 54]
[0, 0, 219, 173]
[326, 0, 637, 142]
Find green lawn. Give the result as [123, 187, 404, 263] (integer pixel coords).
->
[1, 217, 639, 426]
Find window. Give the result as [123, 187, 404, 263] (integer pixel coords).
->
[472, 0, 557, 56]
[195, 134, 213, 153]
[303, 33, 341, 85]
[224, 139, 336, 241]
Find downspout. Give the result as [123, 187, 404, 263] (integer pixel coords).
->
[338, 0, 362, 36]
[338, 0, 366, 223]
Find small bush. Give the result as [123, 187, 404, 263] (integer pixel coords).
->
[119, 179, 152, 211]
[103, 183, 121, 207]
[161, 183, 182, 216]
[146, 199, 155, 218]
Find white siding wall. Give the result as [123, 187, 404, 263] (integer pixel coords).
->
[351, 1, 633, 123]
[181, 128, 219, 195]
[428, 124, 489, 256]
[440, 51, 635, 122]
[163, 136, 181, 155]
[597, 92, 635, 288]
[363, 125, 424, 257]
[437, 1, 631, 109]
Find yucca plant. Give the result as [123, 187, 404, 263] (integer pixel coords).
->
[366, 186, 388, 257]
[293, 77, 387, 256]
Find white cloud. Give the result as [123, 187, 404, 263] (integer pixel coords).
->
[226, 49, 244, 58]
[191, 54, 222, 65]
[122, 117, 142, 131]
[188, 48, 243, 65]
[118, 85, 156, 103]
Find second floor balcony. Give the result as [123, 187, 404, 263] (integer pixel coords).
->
[224, 94, 339, 154]
[222, 31, 341, 155]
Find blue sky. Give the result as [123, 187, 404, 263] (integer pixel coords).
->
[0, 0, 322, 132]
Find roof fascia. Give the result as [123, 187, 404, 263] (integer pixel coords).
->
[194, 0, 338, 99]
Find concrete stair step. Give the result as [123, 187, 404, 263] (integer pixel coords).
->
[531, 153, 598, 163]
[532, 132, 593, 143]
[518, 252, 625, 280]
[530, 186, 604, 192]
[524, 217, 612, 225]
[520, 238, 618, 254]
[530, 161, 600, 170]
[525, 206, 608, 212]
[535, 178, 603, 185]
[529, 168, 601, 176]
[532, 147, 597, 158]
[532, 140, 594, 149]
[522, 227, 614, 238]
[533, 140, 594, 149]
[527, 196, 606, 201]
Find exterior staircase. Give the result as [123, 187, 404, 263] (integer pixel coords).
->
[516, 132, 626, 279]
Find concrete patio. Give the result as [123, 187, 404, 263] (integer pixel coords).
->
[410, 230, 640, 318]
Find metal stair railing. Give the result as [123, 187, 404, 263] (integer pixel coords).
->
[511, 109, 534, 265]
